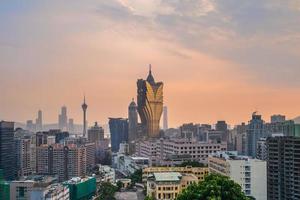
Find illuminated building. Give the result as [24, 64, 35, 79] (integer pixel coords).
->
[137, 65, 163, 138]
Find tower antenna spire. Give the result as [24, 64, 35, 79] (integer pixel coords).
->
[149, 64, 152, 73]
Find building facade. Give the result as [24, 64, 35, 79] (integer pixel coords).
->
[136, 138, 227, 166]
[0, 121, 17, 181]
[256, 137, 267, 160]
[63, 177, 96, 200]
[137, 67, 163, 138]
[109, 118, 128, 152]
[36, 144, 88, 181]
[208, 151, 267, 200]
[246, 113, 265, 157]
[267, 136, 300, 200]
[10, 176, 58, 200]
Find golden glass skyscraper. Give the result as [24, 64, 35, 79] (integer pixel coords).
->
[137, 66, 163, 138]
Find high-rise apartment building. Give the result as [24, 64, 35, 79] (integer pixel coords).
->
[267, 136, 300, 200]
[128, 99, 138, 142]
[235, 123, 247, 155]
[256, 137, 267, 160]
[109, 118, 128, 152]
[137, 66, 163, 138]
[209, 151, 267, 200]
[36, 130, 69, 146]
[0, 121, 17, 180]
[246, 112, 265, 157]
[36, 144, 87, 181]
[15, 138, 33, 177]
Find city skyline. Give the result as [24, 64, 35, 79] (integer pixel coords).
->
[1, 1, 300, 127]
[1, 66, 300, 128]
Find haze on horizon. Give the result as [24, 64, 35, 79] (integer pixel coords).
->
[1, 0, 300, 127]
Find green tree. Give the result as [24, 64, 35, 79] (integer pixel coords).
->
[144, 195, 155, 200]
[116, 181, 123, 191]
[176, 173, 249, 200]
[129, 169, 143, 184]
[97, 182, 118, 200]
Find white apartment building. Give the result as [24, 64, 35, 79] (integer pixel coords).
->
[30, 184, 69, 200]
[113, 153, 149, 175]
[98, 165, 116, 183]
[10, 176, 59, 200]
[136, 138, 227, 166]
[208, 151, 267, 200]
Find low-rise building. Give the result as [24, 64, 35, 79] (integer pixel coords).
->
[113, 154, 149, 175]
[30, 184, 69, 200]
[10, 176, 58, 200]
[63, 177, 96, 200]
[98, 165, 115, 183]
[116, 179, 132, 189]
[142, 166, 209, 183]
[147, 172, 198, 200]
[208, 151, 266, 200]
[136, 138, 227, 166]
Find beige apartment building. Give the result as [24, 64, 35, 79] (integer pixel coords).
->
[36, 144, 88, 181]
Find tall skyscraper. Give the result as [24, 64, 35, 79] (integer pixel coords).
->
[163, 106, 168, 131]
[137, 65, 163, 138]
[0, 121, 17, 180]
[82, 96, 88, 137]
[36, 110, 43, 131]
[128, 98, 138, 142]
[68, 118, 74, 133]
[59, 106, 68, 131]
[246, 112, 265, 158]
[267, 136, 300, 200]
[108, 118, 128, 152]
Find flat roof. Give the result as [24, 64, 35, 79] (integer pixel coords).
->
[131, 157, 149, 160]
[153, 172, 182, 182]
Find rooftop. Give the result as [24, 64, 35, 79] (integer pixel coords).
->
[152, 172, 182, 182]
[64, 176, 94, 185]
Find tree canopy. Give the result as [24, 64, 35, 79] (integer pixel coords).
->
[129, 169, 143, 184]
[176, 173, 249, 200]
[97, 182, 118, 200]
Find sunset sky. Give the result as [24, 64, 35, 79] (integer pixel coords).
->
[1, 0, 300, 127]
